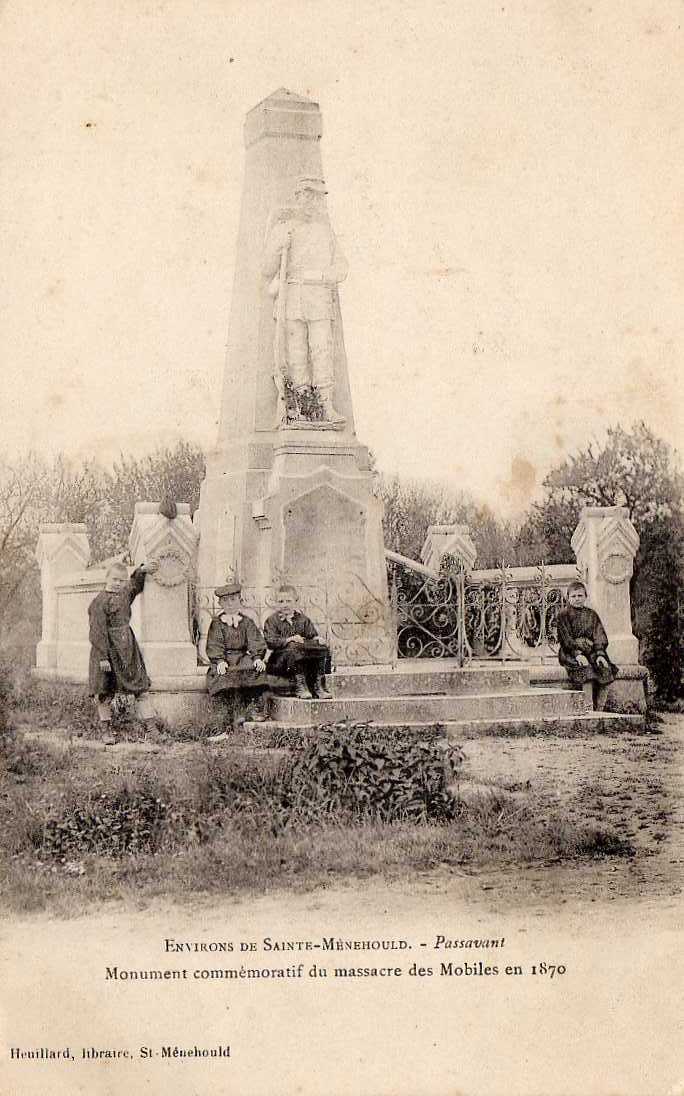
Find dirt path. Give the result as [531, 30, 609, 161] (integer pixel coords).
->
[457, 713, 684, 907]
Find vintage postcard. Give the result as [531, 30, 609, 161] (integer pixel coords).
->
[0, 2, 682, 1094]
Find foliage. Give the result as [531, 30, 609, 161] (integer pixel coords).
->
[0, 442, 205, 662]
[39, 782, 174, 860]
[377, 473, 517, 567]
[86, 442, 205, 562]
[0, 453, 48, 647]
[281, 723, 464, 823]
[516, 422, 683, 562]
[3, 716, 675, 913]
[6, 720, 464, 864]
[161, 723, 464, 832]
[641, 519, 684, 702]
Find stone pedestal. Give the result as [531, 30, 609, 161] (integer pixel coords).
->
[571, 506, 640, 665]
[421, 524, 477, 573]
[196, 90, 392, 665]
[571, 506, 645, 709]
[128, 502, 200, 682]
[35, 524, 90, 671]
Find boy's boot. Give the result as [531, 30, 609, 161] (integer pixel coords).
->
[245, 692, 269, 723]
[136, 694, 166, 740]
[293, 673, 313, 700]
[593, 683, 609, 712]
[97, 699, 117, 746]
[144, 717, 168, 742]
[312, 674, 332, 700]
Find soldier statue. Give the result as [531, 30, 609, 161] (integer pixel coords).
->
[262, 176, 348, 426]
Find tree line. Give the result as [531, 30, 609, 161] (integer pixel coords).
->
[0, 423, 680, 699]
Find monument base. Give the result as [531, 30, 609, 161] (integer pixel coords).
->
[31, 660, 647, 728]
[196, 429, 394, 667]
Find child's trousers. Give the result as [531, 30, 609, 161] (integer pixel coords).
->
[96, 693, 156, 723]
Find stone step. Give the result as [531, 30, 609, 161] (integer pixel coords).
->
[329, 664, 530, 698]
[269, 688, 590, 725]
[244, 712, 644, 739]
[444, 713, 644, 737]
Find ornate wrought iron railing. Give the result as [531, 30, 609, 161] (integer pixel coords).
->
[386, 550, 470, 664]
[386, 551, 580, 664]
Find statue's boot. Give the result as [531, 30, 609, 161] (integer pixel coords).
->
[318, 385, 345, 425]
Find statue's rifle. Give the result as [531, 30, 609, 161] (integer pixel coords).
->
[273, 230, 290, 425]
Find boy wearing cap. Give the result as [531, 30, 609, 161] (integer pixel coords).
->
[205, 582, 286, 724]
[263, 584, 332, 700]
[88, 559, 160, 742]
[556, 580, 619, 710]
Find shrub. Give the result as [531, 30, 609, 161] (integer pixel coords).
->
[36, 774, 187, 859]
[281, 723, 464, 823]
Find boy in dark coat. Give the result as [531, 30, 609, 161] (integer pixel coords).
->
[88, 559, 160, 741]
[263, 584, 332, 700]
[205, 582, 287, 725]
[556, 580, 619, 710]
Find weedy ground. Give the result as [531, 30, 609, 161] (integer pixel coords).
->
[4, 685, 675, 916]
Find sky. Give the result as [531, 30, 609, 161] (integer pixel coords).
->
[0, 0, 682, 515]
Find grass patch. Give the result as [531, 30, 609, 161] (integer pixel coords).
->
[0, 729, 636, 916]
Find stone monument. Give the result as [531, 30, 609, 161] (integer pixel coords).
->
[195, 89, 393, 666]
[31, 91, 646, 723]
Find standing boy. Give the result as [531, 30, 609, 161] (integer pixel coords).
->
[88, 559, 160, 741]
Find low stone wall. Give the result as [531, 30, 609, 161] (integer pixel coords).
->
[529, 663, 650, 714]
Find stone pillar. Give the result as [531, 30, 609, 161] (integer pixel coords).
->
[195, 90, 393, 666]
[421, 524, 477, 574]
[128, 502, 200, 682]
[571, 506, 639, 663]
[35, 523, 90, 671]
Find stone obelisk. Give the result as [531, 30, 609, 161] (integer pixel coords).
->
[195, 89, 392, 666]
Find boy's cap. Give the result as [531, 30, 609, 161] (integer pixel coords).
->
[215, 582, 241, 597]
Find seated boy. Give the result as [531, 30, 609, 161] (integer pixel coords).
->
[88, 559, 160, 742]
[556, 580, 619, 710]
[263, 584, 332, 700]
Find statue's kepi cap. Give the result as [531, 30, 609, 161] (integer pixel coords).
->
[294, 175, 327, 194]
[215, 581, 241, 597]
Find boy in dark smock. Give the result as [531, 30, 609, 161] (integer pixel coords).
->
[556, 580, 619, 710]
[88, 559, 159, 739]
[263, 584, 332, 700]
[205, 582, 286, 724]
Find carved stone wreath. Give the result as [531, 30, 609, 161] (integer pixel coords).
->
[153, 549, 189, 588]
[600, 552, 632, 585]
